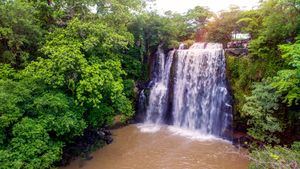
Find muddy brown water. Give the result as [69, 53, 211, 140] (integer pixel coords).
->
[63, 124, 249, 169]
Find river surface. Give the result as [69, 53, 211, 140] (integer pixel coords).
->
[64, 124, 249, 169]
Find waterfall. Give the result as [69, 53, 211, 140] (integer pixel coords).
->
[144, 47, 174, 124]
[140, 43, 232, 139]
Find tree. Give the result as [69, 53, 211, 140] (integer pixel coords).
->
[0, 76, 86, 168]
[186, 6, 213, 31]
[0, 0, 141, 166]
[205, 6, 242, 46]
[0, 1, 43, 68]
[248, 0, 300, 59]
[272, 36, 300, 106]
[237, 10, 262, 39]
[242, 79, 283, 143]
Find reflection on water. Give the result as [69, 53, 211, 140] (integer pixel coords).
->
[63, 125, 249, 169]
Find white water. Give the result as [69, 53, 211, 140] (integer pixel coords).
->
[137, 123, 228, 142]
[140, 43, 232, 139]
[144, 48, 174, 124]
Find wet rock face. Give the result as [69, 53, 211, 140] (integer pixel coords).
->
[225, 48, 248, 57]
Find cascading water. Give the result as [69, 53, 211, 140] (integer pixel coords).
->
[139, 43, 232, 139]
[144, 46, 174, 124]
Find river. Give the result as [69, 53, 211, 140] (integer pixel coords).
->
[63, 124, 249, 169]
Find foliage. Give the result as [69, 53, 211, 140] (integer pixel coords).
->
[0, 1, 43, 68]
[96, 0, 145, 26]
[272, 37, 300, 106]
[121, 55, 142, 80]
[248, 0, 300, 59]
[237, 10, 262, 38]
[129, 5, 212, 59]
[0, 64, 15, 79]
[242, 79, 283, 143]
[226, 55, 283, 118]
[249, 142, 300, 169]
[234, 36, 300, 144]
[226, 0, 300, 146]
[0, 78, 87, 168]
[129, 12, 183, 54]
[0, 118, 63, 169]
[0, 0, 140, 168]
[206, 6, 242, 45]
[185, 6, 213, 31]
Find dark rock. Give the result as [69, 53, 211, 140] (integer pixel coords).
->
[225, 48, 248, 57]
[103, 129, 112, 136]
[105, 137, 113, 144]
[97, 131, 105, 137]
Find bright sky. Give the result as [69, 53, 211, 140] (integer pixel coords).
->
[148, 0, 260, 13]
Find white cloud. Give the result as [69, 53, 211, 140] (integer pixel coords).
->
[148, 0, 260, 13]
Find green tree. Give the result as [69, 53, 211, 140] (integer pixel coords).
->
[237, 10, 262, 39]
[186, 6, 213, 31]
[206, 6, 242, 46]
[248, 0, 300, 59]
[0, 1, 43, 68]
[272, 37, 300, 106]
[0, 0, 141, 166]
[242, 79, 283, 143]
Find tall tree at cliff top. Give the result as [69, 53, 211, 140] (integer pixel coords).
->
[185, 6, 213, 41]
[205, 6, 242, 46]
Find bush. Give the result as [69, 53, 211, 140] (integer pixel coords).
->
[249, 142, 300, 169]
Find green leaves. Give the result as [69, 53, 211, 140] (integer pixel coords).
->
[225, 0, 300, 147]
[272, 38, 300, 106]
[0, 0, 44, 68]
[32, 92, 86, 137]
[76, 59, 133, 126]
[206, 7, 242, 45]
[0, 79, 31, 144]
[0, 78, 87, 168]
[240, 38, 300, 143]
[249, 142, 300, 169]
[2, 118, 64, 169]
[186, 6, 213, 30]
[242, 79, 283, 143]
[0, 17, 135, 168]
[0, 0, 140, 168]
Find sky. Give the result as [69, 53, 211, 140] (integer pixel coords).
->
[148, 0, 260, 13]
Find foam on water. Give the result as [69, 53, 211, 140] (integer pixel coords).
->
[137, 123, 229, 143]
[167, 126, 229, 142]
[137, 123, 161, 133]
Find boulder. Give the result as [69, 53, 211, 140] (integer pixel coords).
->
[225, 48, 248, 57]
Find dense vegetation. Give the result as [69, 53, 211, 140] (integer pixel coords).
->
[211, 0, 300, 168]
[0, 0, 299, 168]
[0, 0, 203, 168]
